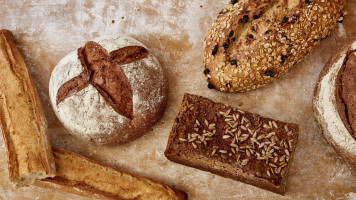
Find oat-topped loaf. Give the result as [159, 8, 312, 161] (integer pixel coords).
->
[165, 94, 299, 194]
[204, 0, 346, 92]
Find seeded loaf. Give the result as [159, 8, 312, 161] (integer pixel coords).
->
[313, 39, 356, 168]
[204, 0, 346, 92]
[0, 30, 56, 188]
[49, 35, 168, 145]
[165, 94, 299, 195]
[34, 147, 187, 200]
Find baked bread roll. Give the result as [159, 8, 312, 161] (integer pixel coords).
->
[313, 40, 356, 168]
[204, 0, 346, 92]
[49, 35, 168, 145]
[0, 30, 55, 188]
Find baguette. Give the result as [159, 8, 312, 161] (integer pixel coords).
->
[0, 29, 55, 188]
[204, 0, 346, 92]
[165, 94, 299, 194]
[35, 147, 188, 200]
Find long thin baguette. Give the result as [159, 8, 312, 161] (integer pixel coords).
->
[0, 29, 56, 188]
[35, 147, 188, 200]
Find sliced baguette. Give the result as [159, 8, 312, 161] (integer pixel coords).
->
[0, 29, 55, 188]
[35, 147, 187, 200]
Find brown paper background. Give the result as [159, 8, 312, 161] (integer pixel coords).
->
[1, 0, 356, 199]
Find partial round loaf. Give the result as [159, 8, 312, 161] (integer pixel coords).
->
[313, 40, 356, 168]
[49, 35, 168, 145]
[204, 0, 346, 92]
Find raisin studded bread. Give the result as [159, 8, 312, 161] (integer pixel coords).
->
[204, 0, 346, 92]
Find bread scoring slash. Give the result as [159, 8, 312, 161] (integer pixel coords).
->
[204, 0, 346, 92]
[49, 35, 168, 145]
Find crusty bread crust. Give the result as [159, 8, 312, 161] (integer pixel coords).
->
[204, 0, 346, 92]
[35, 147, 187, 200]
[49, 35, 168, 145]
[165, 94, 299, 195]
[0, 29, 56, 188]
[313, 39, 356, 169]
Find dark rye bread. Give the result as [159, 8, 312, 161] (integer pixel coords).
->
[335, 49, 356, 139]
[165, 94, 299, 195]
[203, 0, 346, 92]
[313, 40, 356, 169]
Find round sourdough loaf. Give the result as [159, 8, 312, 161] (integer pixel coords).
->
[204, 0, 346, 92]
[49, 35, 168, 145]
[313, 40, 356, 168]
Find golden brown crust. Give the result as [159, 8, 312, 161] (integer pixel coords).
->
[313, 39, 356, 169]
[204, 0, 346, 92]
[35, 147, 187, 200]
[165, 93, 299, 195]
[0, 29, 55, 188]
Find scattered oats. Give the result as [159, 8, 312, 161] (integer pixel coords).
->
[219, 150, 227, 154]
[192, 143, 197, 149]
[263, 123, 271, 129]
[266, 132, 276, 138]
[179, 138, 187, 142]
[276, 167, 281, 174]
[232, 122, 239, 128]
[246, 149, 251, 157]
[194, 128, 199, 132]
[269, 163, 277, 168]
[284, 125, 289, 132]
[248, 128, 254, 135]
[241, 159, 249, 166]
[241, 126, 247, 130]
[258, 143, 265, 149]
[285, 149, 290, 156]
[231, 148, 236, 153]
[230, 143, 238, 148]
[274, 157, 278, 163]
[272, 121, 278, 128]
[196, 119, 200, 126]
[289, 140, 293, 150]
[205, 119, 209, 126]
[223, 135, 231, 139]
[266, 170, 271, 177]
[189, 138, 197, 142]
[237, 130, 242, 137]
[212, 149, 216, 156]
[257, 134, 265, 140]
